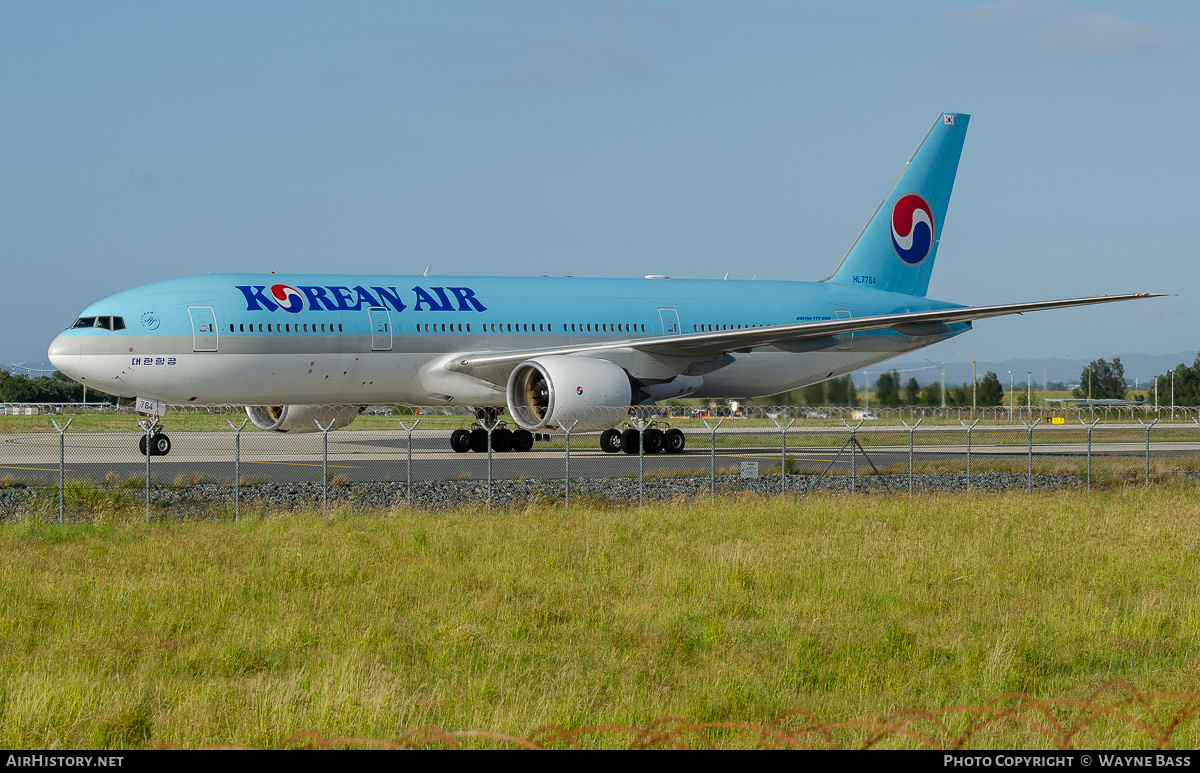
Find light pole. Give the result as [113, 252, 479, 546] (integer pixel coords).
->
[972, 359, 977, 414]
[1008, 370, 1013, 418]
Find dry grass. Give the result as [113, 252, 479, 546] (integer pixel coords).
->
[2, 489, 1200, 748]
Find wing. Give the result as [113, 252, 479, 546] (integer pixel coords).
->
[439, 293, 1163, 386]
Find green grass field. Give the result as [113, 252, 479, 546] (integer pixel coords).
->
[0, 404, 1189, 435]
[3, 488, 1200, 749]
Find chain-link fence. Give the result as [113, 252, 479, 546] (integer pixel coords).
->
[3, 405, 1200, 521]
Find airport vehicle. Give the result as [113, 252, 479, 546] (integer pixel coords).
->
[47, 113, 1159, 455]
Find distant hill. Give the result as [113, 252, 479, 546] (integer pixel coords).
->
[883, 351, 1197, 390]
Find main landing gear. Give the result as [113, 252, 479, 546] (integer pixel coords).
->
[449, 408, 545, 453]
[600, 423, 686, 455]
[137, 420, 172, 456]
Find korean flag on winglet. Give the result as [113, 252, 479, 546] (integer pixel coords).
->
[944, 114, 955, 125]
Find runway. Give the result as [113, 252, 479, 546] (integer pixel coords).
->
[1, 428, 1195, 485]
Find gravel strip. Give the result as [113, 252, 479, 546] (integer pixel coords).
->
[0, 471, 1087, 520]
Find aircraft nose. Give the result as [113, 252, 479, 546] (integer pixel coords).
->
[48, 334, 81, 377]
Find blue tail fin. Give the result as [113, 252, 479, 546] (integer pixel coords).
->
[825, 112, 969, 296]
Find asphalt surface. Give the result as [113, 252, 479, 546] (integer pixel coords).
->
[1, 427, 1196, 485]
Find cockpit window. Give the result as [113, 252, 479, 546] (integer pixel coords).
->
[71, 316, 125, 331]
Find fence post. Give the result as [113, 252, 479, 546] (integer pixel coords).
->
[899, 418, 922, 497]
[479, 416, 496, 512]
[315, 418, 334, 515]
[141, 418, 157, 523]
[398, 419, 420, 509]
[840, 418, 865, 494]
[633, 410, 643, 506]
[958, 418, 980, 491]
[1020, 418, 1041, 494]
[227, 418, 249, 523]
[559, 419, 579, 510]
[1137, 418, 1158, 485]
[702, 417, 724, 503]
[770, 415, 797, 493]
[50, 418, 72, 525]
[1079, 418, 1100, 491]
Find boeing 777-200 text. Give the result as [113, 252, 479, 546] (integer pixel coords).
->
[48, 113, 1160, 456]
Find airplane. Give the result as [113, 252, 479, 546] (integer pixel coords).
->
[48, 112, 1160, 457]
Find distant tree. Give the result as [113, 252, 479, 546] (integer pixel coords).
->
[1073, 358, 1127, 400]
[874, 370, 901, 406]
[761, 375, 857, 407]
[801, 382, 826, 405]
[1153, 354, 1200, 406]
[825, 375, 858, 407]
[903, 377, 921, 406]
[920, 382, 942, 407]
[977, 372, 1004, 406]
[0, 372, 115, 404]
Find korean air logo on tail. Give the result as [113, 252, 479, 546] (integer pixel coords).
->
[270, 284, 305, 313]
[890, 193, 935, 265]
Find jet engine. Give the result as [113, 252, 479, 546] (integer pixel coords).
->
[245, 405, 364, 433]
[506, 355, 632, 431]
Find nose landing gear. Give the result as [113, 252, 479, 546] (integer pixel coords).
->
[137, 420, 172, 456]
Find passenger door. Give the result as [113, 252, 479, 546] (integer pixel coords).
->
[835, 309, 852, 350]
[188, 306, 218, 352]
[658, 308, 681, 335]
[368, 307, 392, 351]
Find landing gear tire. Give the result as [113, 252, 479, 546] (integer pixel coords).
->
[643, 428, 664, 454]
[139, 433, 172, 456]
[600, 428, 622, 454]
[664, 428, 686, 454]
[450, 429, 471, 453]
[620, 428, 640, 454]
[469, 428, 489, 453]
[512, 429, 534, 453]
[491, 428, 513, 452]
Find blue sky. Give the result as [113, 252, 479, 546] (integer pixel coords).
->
[3, 1, 1197, 377]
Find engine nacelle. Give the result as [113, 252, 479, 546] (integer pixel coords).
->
[506, 355, 632, 431]
[245, 405, 364, 433]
